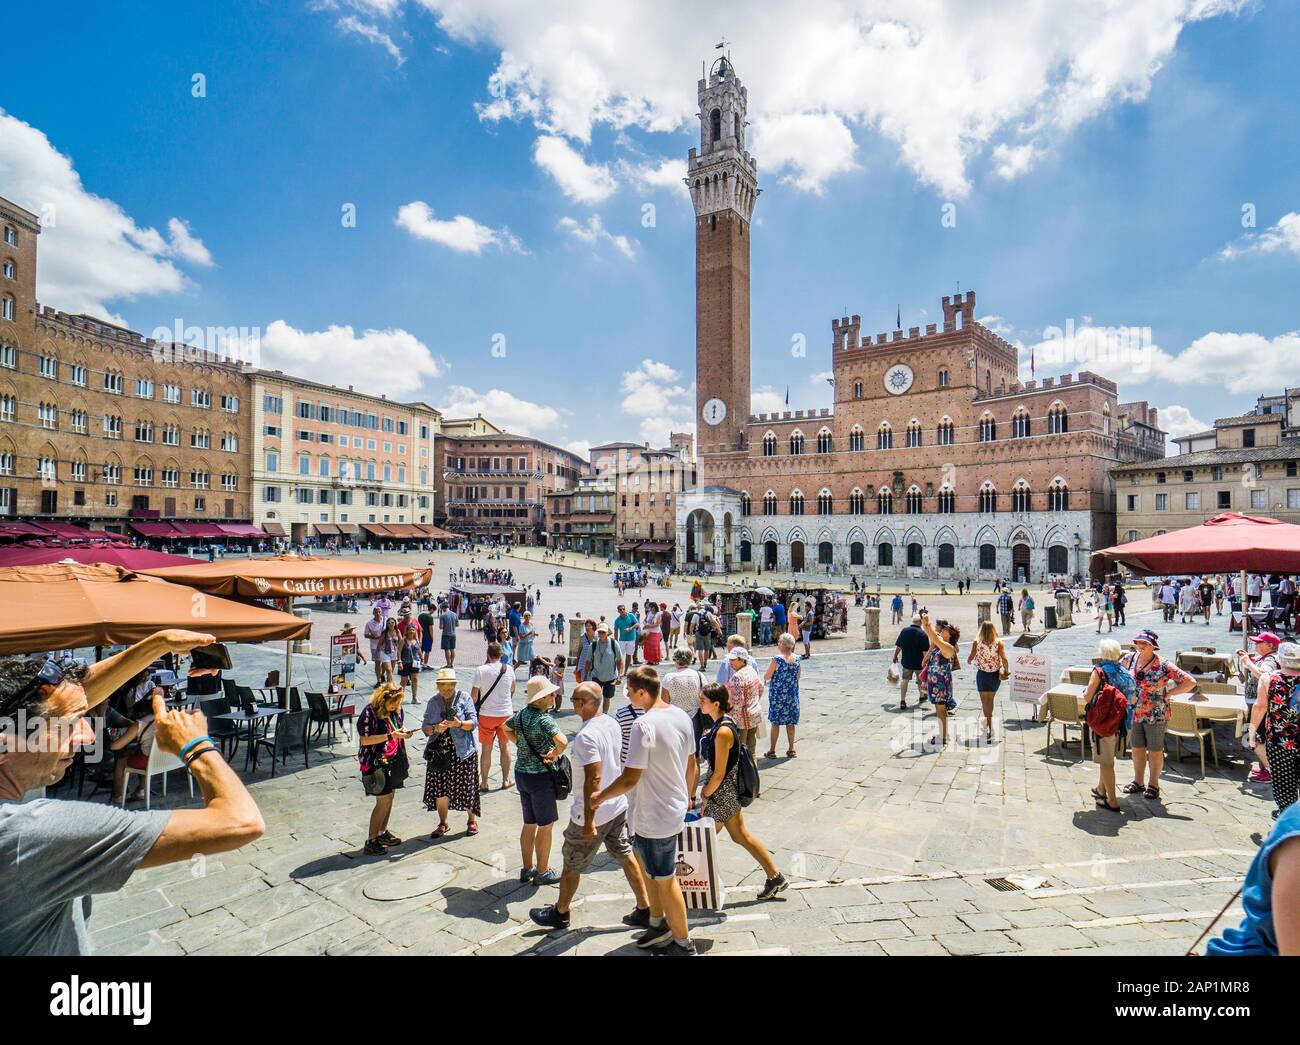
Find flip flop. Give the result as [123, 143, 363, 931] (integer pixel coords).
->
[431, 822, 450, 839]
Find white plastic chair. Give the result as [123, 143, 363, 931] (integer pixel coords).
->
[119, 742, 193, 809]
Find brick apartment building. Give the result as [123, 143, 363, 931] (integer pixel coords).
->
[0, 195, 253, 533]
[1112, 389, 1300, 539]
[673, 60, 1166, 581]
[436, 431, 586, 545]
[545, 475, 616, 557]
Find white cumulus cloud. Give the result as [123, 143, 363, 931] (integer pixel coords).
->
[257, 320, 445, 399]
[437, 385, 563, 437]
[620, 359, 694, 445]
[337, 15, 406, 66]
[0, 108, 213, 318]
[389, 0, 1246, 197]
[557, 214, 636, 258]
[1218, 212, 1300, 261]
[1156, 404, 1209, 448]
[533, 135, 617, 203]
[395, 201, 523, 253]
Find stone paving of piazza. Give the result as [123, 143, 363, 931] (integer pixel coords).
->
[87, 549, 1264, 957]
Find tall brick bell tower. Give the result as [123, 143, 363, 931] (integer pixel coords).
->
[689, 55, 758, 461]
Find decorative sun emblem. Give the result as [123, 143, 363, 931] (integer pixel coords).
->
[884, 363, 914, 395]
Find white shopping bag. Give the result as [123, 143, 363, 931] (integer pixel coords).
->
[676, 817, 726, 910]
[886, 663, 900, 684]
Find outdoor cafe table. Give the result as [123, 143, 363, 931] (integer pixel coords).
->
[212, 708, 286, 771]
[1041, 682, 1246, 731]
[1174, 651, 1238, 678]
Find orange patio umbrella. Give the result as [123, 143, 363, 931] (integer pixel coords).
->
[0, 562, 310, 656]
[140, 555, 433, 599]
[140, 555, 434, 685]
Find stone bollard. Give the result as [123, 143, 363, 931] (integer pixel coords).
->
[1055, 591, 1074, 627]
[292, 607, 313, 655]
[864, 605, 881, 650]
[737, 611, 754, 649]
[977, 600, 991, 626]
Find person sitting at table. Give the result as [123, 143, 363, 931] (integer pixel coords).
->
[1083, 639, 1136, 812]
[1240, 632, 1282, 785]
[1121, 629, 1196, 803]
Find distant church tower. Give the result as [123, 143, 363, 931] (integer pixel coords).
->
[689, 56, 758, 459]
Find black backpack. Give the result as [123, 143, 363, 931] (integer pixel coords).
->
[714, 717, 759, 808]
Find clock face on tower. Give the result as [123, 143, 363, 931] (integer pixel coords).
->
[883, 363, 914, 396]
[702, 397, 727, 425]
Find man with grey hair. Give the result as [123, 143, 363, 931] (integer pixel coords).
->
[528, 682, 650, 931]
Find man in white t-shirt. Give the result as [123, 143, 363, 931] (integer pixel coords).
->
[471, 642, 517, 791]
[758, 601, 775, 646]
[592, 666, 697, 956]
[527, 682, 651, 932]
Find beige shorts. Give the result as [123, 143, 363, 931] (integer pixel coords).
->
[1092, 733, 1117, 767]
[560, 810, 633, 875]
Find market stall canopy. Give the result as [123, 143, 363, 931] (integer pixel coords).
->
[0, 546, 202, 570]
[0, 521, 125, 543]
[141, 555, 433, 599]
[0, 562, 309, 654]
[1090, 513, 1300, 576]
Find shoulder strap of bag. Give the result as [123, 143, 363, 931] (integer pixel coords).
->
[475, 663, 507, 712]
[1185, 885, 1246, 956]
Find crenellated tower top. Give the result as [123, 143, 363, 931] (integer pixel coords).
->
[686, 57, 759, 222]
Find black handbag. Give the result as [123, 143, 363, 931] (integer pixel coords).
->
[423, 698, 460, 773]
[517, 707, 572, 800]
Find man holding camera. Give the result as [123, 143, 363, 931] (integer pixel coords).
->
[0, 629, 266, 955]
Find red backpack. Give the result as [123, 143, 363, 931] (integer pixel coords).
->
[1085, 670, 1128, 737]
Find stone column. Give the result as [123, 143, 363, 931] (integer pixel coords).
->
[737, 611, 754, 648]
[977, 601, 991, 626]
[864, 605, 881, 650]
[1055, 590, 1074, 627]
[292, 607, 313, 654]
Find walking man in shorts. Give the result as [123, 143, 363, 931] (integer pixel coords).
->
[892, 614, 930, 710]
[528, 682, 651, 931]
[438, 601, 459, 667]
[591, 666, 697, 955]
[472, 643, 516, 791]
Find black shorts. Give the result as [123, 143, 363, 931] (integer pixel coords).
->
[516, 770, 558, 826]
[440, 634, 456, 650]
[599, 680, 616, 702]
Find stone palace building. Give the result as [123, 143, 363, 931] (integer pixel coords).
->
[675, 58, 1166, 581]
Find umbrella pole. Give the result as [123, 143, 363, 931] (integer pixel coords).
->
[1240, 569, 1248, 639]
[285, 596, 294, 688]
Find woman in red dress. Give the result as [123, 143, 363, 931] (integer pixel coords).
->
[642, 600, 663, 665]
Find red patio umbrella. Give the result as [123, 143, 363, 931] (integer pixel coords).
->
[1090, 512, 1300, 575]
[0, 545, 202, 570]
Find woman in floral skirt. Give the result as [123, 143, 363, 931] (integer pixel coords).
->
[420, 668, 481, 837]
[762, 633, 802, 758]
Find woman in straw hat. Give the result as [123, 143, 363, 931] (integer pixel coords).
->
[421, 668, 480, 837]
[503, 675, 568, 886]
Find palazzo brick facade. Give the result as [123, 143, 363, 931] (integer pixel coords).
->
[673, 62, 1166, 581]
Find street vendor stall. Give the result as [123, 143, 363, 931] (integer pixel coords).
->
[141, 555, 432, 685]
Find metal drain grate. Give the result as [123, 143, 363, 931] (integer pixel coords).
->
[984, 877, 1023, 892]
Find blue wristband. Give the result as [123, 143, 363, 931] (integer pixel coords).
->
[179, 735, 214, 760]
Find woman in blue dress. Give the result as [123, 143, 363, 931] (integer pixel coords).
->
[515, 611, 537, 666]
[762, 633, 802, 758]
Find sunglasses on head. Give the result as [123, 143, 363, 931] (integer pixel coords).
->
[35, 655, 88, 689]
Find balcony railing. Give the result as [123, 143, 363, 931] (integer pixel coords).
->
[442, 468, 543, 480]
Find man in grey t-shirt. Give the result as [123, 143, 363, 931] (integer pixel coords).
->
[0, 629, 266, 955]
[438, 604, 459, 668]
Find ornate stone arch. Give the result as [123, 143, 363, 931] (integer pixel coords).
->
[901, 525, 927, 546]
[933, 525, 959, 547]
[872, 526, 897, 545]
[974, 524, 1000, 547]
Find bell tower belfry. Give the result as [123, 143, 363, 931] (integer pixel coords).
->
[689, 55, 758, 459]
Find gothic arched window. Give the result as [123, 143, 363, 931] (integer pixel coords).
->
[710, 108, 722, 143]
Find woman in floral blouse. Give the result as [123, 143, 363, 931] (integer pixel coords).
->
[357, 682, 415, 855]
[1253, 642, 1300, 820]
[1121, 629, 1196, 802]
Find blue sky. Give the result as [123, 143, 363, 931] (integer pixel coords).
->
[2, 1, 1297, 455]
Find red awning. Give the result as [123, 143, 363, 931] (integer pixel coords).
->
[361, 523, 396, 538]
[215, 523, 267, 538]
[261, 521, 286, 536]
[130, 522, 183, 539]
[171, 523, 229, 539]
[1091, 512, 1300, 575]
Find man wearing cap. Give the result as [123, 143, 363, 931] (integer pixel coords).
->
[1241, 633, 1283, 786]
[1122, 630, 1196, 802]
[503, 676, 568, 886]
[527, 682, 651, 931]
[587, 623, 623, 713]
[893, 613, 931, 710]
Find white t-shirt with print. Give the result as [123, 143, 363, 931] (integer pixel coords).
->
[471, 661, 515, 718]
[570, 713, 627, 827]
[624, 704, 694, 840]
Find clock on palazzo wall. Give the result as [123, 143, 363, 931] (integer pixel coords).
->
[702, 397, 727, 425]
[883, 363, 914, 395]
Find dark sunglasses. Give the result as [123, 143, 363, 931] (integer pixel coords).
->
[34, 655, 88, 689]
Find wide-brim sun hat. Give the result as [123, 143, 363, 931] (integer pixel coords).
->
[525, 675, 560, 704]
[435, 668, 457, 685]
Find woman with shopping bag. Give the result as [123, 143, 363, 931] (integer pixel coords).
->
[697, 683, 788, 901]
